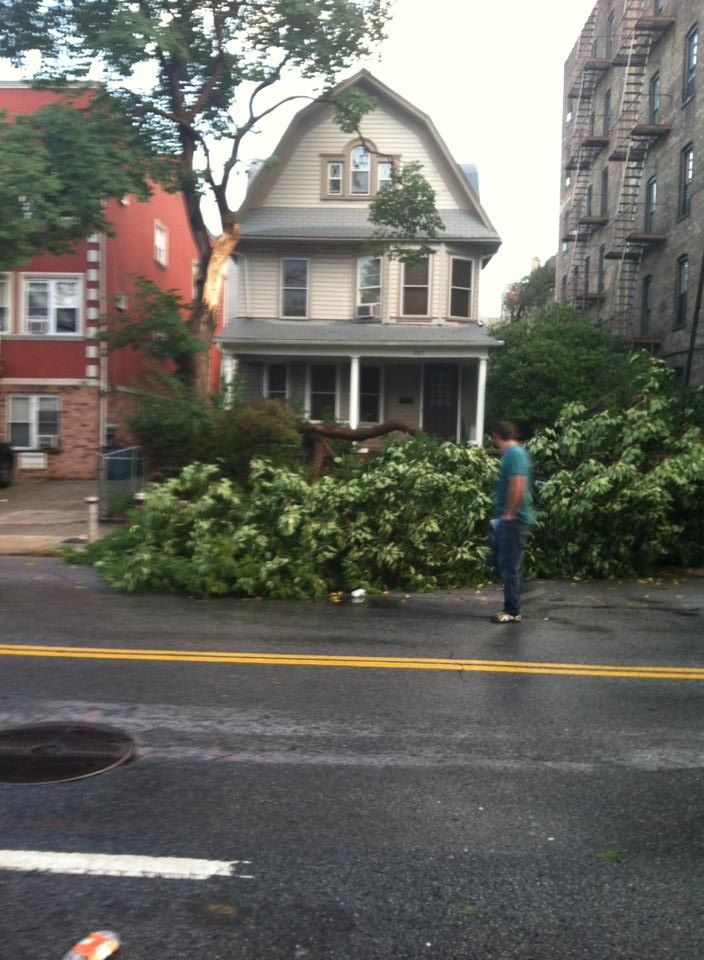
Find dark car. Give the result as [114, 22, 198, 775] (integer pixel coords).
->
[0, 442, 16, 487]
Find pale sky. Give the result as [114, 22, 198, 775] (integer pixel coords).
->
[2, 0, 597, 319]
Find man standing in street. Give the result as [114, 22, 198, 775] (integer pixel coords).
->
[489, 421, 535, 624]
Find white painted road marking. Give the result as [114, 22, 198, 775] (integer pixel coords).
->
[0, 850, 254, 880]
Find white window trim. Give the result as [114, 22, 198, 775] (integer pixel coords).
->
[7, 393, 60, 450]
[350, 146, 372, 196]
[327, 161, 343, 196]
[263, 362, 289, 401]
[357, 256, 382, 309]
[359, 363, 385, 425]
[448, 256, 474, 320]
[306, 362, 339, 422]
[401, 258, 432, 319]
[20, 273, 83, 336]
[154, 220, 169, 267]
[280, 257, 310, 320]
[377, 160, 393, 193]
[0, 272, 11, 334]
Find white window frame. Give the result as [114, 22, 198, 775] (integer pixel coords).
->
[0, 273, 10, 333]
[448, 257, 473, 320]
[359, 364, 384, 425]
[327, 161, 343, 196]
[21, 274, 83, 336]
[307, 363, 339, 422]
[377, 161, 393, 193]
[684, 26, 698, 102]
[357, 256, 382, 311]
[401, 258, 431, 318]
[280, 258, 309, 319]
[264, 362, 289, 402]
[7, 394, 60, 450]
[350, 146, 371, 196]
[154, 221, 169, 267]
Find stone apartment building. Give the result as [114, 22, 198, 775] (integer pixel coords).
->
[557, 0, 703, 385]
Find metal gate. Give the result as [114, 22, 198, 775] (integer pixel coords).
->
[98, 446, 145, 520]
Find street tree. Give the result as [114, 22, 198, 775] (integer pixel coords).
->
[2, 0, 443, 391]
[502, 257, 555, 323]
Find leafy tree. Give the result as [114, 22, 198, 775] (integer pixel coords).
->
[502, 257, 555, 323]
[3, 0, 442, 391]
[0, 99, 152, 269]
[486, 305, 653, 437]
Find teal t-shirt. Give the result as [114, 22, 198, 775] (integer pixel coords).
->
[494, 444, 535, 525]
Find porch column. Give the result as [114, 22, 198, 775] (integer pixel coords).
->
[349, 354, 360, 429]
[474, 357, 487, 446]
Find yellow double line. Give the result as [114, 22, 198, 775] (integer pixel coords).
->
[0, 644, 702, 681]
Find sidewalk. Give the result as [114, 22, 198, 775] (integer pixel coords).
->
[0, 478, 113, 555]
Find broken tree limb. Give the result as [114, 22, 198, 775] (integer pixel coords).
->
[298, 419, 421, 482]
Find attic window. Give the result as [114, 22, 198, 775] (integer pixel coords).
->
[351, 146, 371, 195]
[327, 161, 343, 195]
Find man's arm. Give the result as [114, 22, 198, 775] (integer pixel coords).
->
[502, 474, 527, 520]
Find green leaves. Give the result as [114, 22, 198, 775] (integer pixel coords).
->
[368, 161, 445, 263]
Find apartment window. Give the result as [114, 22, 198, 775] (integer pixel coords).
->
[327, 161, 343, 196]
[642, 275, 653, 335]
[265, 363, 287, 402]
[598, 245, 606, 292]
[402, 258, 429, 316]
[154, 222, 168, 267]
[601, 167, 609, 215]
[649, 73, 661, 123]
[309, 364, 337, 421]
[449, 258, 473, 319]
[350, 146, 371, 195]
[680, 143, 694, 216]
[24, 277, 81, 335]
[8, 395, 60, 449]
[360, 365, 382, 423]
[654, 0, 664, 12]
[358, 257, 381, 311]
[561, 274, 567, 302]
[0, 274, 9, 332]
[584, 256, 591, 294]
[675, 256, 689, 329]
[606, 11, 615, 59]
[684, 26, 698, 102]
[586, 184, 593, 217]
[603, 89, 612, 136]
[645, 176, 657, 232]
[281, 258, 308, 318]
[377, 161, 393, 193]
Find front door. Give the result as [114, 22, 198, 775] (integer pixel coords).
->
[423, 363, 458, 439]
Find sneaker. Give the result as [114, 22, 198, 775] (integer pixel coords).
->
[492, 611, 522, 623]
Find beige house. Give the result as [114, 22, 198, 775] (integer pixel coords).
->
[218, 70, 502, 441]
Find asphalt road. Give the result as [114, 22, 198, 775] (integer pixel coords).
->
[0, 558, 702, 959]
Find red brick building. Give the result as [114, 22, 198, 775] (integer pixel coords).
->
[0, 83, 220, 479]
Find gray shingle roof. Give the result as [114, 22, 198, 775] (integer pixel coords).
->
[238, 207, 500, 244]
[218, 317, 502, 350]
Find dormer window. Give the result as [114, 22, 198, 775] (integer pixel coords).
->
[327, 161, 343, 195]
[351, 146, 371, 195]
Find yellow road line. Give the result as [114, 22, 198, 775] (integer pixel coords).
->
[0, 644, 702, 681]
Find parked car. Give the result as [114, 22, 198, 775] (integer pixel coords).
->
[0, 442, 16, 487]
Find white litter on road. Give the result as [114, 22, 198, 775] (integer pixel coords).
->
[0, 850, 253, 880]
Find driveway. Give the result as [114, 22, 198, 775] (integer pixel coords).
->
[0, 477, 107, 554]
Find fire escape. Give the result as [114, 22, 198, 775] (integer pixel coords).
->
[604, 0, 675, 339]
[562, 12, 611, 310]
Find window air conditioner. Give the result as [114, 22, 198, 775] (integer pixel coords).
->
[356, 303, 381, 320]
[37, 435, 57, 450]
[28, 319, 49, 334]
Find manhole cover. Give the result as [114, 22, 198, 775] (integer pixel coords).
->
[0, 723, 135, 784]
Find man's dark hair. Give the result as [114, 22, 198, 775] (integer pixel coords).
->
[492, 421, 518, 441]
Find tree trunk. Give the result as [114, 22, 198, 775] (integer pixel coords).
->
[299, 419, 421, 482]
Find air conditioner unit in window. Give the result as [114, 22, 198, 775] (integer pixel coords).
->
[28, 319, 49, 334]
[37, 435, 57, 450]
[356, 303, 381, 321]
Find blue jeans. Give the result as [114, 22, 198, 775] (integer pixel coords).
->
[489, 520, 529, 617]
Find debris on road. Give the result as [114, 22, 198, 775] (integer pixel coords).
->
[62, 930, 120, 960]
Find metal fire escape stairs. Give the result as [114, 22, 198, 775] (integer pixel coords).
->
[562, 13, 609, 309]
[606, 0, 675, 339]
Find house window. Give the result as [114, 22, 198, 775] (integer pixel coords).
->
[350, 146, 371, 195]
[358, 257, 381, 313]
[598, 245, 606, 292]
[281, 258, 308, 318]
[402, 258, 429, 316]
[265, 363, 288, 401]
[8, 394, 60, 449]
[309, 364, 337, 421]
[0, 274, 9, 332]
[360, 365, 382, 423]
[642, 275, 653, 335]
[680, 143, 694, 216]
[649, 73, 661, 123]
[601, 167, 609, 216]
[24, 277, 81, 335]
[154, 222, 168, 266]
[675, 256, 689, 329]
[327, 161, 343, 196]
[645, 176, 657, 232]
[449, 258, 473, 318]
[684, 26, 698, 102]
[377, 161, 393, 193]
